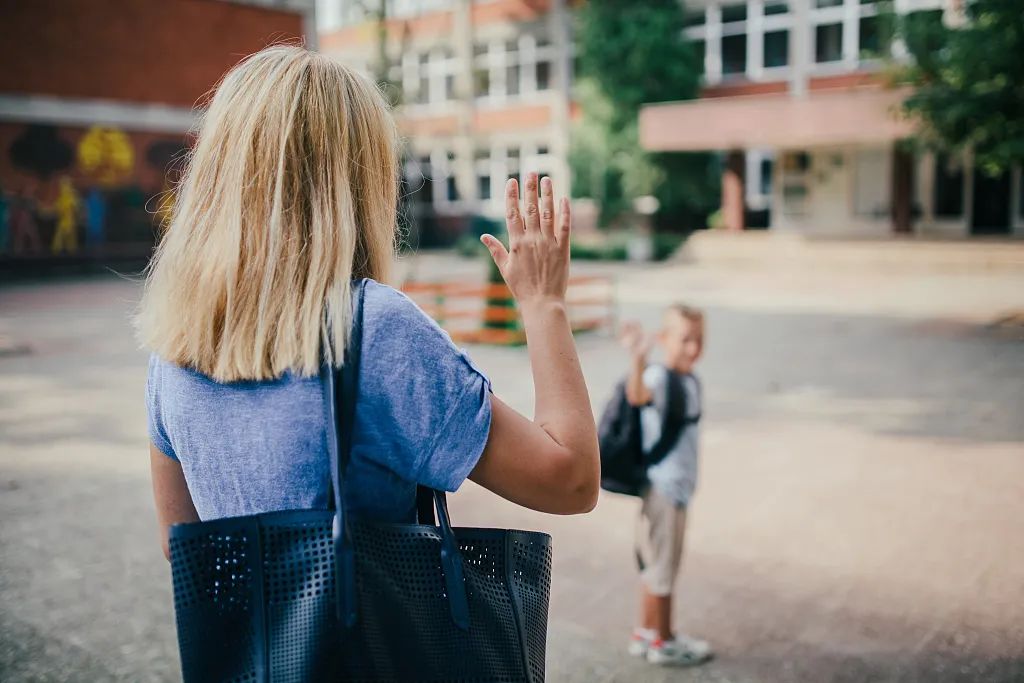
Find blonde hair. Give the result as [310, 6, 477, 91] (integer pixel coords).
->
[137, 45, 398, 382]
[665, 304, 704, 336]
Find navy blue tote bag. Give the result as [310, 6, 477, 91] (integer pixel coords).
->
[168, 280, 552, 682]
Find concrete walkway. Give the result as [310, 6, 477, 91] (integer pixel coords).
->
[1, 249, 1022, 682]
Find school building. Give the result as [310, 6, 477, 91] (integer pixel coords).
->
[318, 0, 574, 244]
[0, 0, 315, 271]
[639, 0, 1024, 237]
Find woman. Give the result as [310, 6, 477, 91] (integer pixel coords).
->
[138, 45, 599, 558]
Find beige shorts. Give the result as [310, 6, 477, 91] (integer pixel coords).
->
[635, 486, 687, 596]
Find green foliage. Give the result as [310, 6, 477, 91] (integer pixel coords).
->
[896, 0, 1024, 174]
[572, 0, 716, 229]
[576, 0, 701, 127]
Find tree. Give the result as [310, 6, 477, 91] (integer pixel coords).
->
[896, 0, 1024, 175]
[573, 0, 716, 229]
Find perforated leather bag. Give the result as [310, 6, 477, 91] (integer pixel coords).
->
[168, 280, 552, 682]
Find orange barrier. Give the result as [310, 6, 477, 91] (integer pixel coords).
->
[402, 275, 616, 346]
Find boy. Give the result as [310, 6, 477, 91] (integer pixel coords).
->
[620, 305, 711, 666]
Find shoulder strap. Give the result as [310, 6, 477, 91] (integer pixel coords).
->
[322, 279, 367, 627]
[645, 368, 687, 466]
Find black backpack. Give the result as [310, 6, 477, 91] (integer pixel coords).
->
[598, 368, 699, 497]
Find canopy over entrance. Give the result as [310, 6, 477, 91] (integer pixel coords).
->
[639, 86, 915, 151]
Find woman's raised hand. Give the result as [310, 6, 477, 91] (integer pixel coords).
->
[480, 173, 571, 307]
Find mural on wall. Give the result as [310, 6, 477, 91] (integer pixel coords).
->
[2, 122, 187, 263]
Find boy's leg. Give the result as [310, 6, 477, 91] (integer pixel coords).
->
[641, 584, 673, 640]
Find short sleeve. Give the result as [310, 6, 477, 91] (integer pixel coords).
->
[641, 364, 667, 401]
[146, 354, 178, 460]
[354, 281, 492, 492]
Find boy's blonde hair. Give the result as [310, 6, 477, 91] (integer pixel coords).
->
[136, 46, 398, 382]
[665, 304, 705, 335]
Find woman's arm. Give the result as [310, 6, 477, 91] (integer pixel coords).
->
[150, 443, 199, 560]
[470, 173, 600, 514]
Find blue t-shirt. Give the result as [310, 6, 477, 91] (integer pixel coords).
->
[145, 279, 492, 523]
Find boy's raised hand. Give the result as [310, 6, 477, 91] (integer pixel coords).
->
[480, 174, 571, 307]
[619, 321, 652, 360]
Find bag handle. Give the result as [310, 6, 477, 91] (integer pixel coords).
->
[322, 279, 470, 630]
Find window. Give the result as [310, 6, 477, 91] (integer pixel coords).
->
[934, 154, 964, 218]
[683, 10, 705, 27]
[764, 1, 789, 15]
[692, 39, 705, 74]
[475, 150, 491, 200]
[853, 149, 889, 217]
[446, 176, 459, 202]
[506, 63, 521, 96]
[721, 4, 747, 23]
[536, 145, 549, 156]
[859, 15, 882, 57]
[411, 156, 433, 205]
[474, 68, 490, 97]
[415, 53, 430, 104]
[536, 61, 551, 91]
[722, 34, 747, 75]
[445, 73, 456, 100]
[764, 30, 789, 68]
[815, 0, 842, 6]
[760, 158, 773, 196]
[815, 23, 843, 62]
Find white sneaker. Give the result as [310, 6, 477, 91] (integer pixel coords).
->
[627, 629, 655, 657]
[646, 634, 713, 666]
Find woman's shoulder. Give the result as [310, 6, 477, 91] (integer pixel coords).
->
[361, 278, 452, 345]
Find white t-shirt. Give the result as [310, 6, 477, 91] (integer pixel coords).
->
[640, 365, 701, 507]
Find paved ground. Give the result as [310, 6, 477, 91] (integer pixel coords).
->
[1, 245, 1023, 682]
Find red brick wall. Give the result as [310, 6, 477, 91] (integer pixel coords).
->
[0, 0, 304, 108]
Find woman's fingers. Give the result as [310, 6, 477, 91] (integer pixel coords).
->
[540, 177, 555, 238]
[557, 196, 572, 249]
[480, 234, 509, 270]
[505, 178, 525, 241]
[523, 172, 541, 235]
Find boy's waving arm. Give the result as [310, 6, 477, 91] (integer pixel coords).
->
[621, 321, 653, 406]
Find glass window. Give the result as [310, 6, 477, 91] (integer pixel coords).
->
[859, 16, 882, 57]
[934, 154, 964, 217]
[760, 158, 773, 196]
[478, 175, 491, 200]
[722, 34, 747, 75]
[684, 10, 706, 27]
[536, 61, 551, 91]
[815, 23, 843, 62]
[506, 64, 521, 96]
[507, 147, 520, 160]
[536, 145, 550, 156]
[446, 176, 459, 202]
[692, 39, 705, 74]
[721, 4, 747, 22]
[474, 68, 490, 97]
[764, 30, 789, 68]
[765, 2, 789, 15]
[473, 43, 489, 58]
[815, 0, 842, 6]
[412, 156, 433, 205]
[445, 74, 455, 101]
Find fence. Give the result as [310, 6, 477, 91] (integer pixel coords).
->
[402, 275, 616, 345]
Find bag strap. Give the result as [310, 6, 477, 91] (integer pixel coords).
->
[645, 368, 689, 466]
[322, 279, 469, 630]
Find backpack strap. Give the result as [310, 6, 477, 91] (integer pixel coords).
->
[645, 368, 700, 466]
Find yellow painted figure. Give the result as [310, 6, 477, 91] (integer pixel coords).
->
[52, 177, 81, 254]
